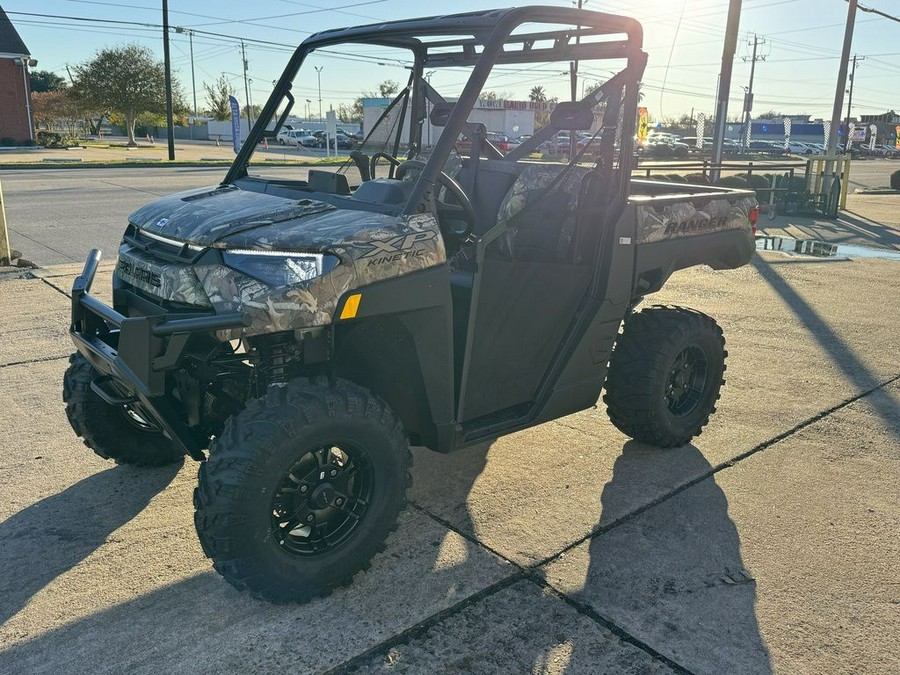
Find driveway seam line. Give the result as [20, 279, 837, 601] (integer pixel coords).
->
[528, 573, 698, 675]
[320, 573, 525, 675]
[0, 354, 70, 369]
[536, 371, 900, 569]
[405, 504, 697, 673]
[407, 501, 524, 570]
[39, 277, 73, 299]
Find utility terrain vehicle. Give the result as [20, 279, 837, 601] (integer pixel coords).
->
[65, 6, 757, 602]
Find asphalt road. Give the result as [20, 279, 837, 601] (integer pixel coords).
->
[0, 167, 230, 265]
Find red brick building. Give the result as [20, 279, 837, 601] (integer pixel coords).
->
[0, 6, 35, 144]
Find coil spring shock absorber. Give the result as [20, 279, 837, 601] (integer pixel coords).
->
[260, 334, 296, 387]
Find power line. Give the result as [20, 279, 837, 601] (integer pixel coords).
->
[847, 0, 900, 24]
[4, 10, 299, 49]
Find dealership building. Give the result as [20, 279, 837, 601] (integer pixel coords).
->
[362, 97, 555, 146]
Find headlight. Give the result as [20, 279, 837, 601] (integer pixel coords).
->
[222, 249, 339, 286]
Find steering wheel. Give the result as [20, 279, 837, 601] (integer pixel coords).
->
[395, 159, 476, 243]
[370, 152, 402, 180]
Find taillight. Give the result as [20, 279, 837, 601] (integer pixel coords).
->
[500, 141, 509, 151]
[749, 205, 759, 233]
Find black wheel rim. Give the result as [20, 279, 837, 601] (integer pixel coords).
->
[270, 444, 373, 556]
[665, 346, 709, 416]
[119, 402, 162, 433]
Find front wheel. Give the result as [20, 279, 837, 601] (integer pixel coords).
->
[603, 306, 727, 447]
[63, 353, 184, 466]
[194, 378, 410, 603]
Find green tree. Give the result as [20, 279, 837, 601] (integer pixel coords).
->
[350, 80, 402, 124]
[378, 80, 399, 97]
[31, 90, 95, 137]
[204, 75, 233, 121]
[30, 70, 67, 93]
[529, 86, 546, 102]
[337, 102, 361, 124]
[242, 103, 262, 121]
[72, 44, 185, 145]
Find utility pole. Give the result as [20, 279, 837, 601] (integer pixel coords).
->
[711, 0, 742, 180]
[825, 0, 857, 195]
[175, 27, 198, 140]
[739, 33, 766, 153]
[162, 0, 175, 160]
[189, 30, 197, 124]
[844, 54, 864, 147]
[240, 41, 253, 130]
[315, 66, 324, 121]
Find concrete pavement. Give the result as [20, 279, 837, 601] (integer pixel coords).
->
[0, 241, 897, 673]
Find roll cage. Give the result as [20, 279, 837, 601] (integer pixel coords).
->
[224, 6, 647, 211]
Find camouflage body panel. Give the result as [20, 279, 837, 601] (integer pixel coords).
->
[635, 194, 757, 244]
[117, 184, 446, 337]
[129, 185, 337, 246]
[116, 246, 212, 307]
[196, 211, 445, 337]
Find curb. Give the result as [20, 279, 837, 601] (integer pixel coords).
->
[0, 160, 348, 170]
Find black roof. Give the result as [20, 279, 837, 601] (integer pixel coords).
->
[0, 5, 30, 56]
[303, 6, 642, 51]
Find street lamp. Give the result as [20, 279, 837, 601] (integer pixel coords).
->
[14, 57, 37, 141]
[314, 66, 324, 121]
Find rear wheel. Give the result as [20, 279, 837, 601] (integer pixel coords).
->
[603, 306, 726, 447]
[62, 353, 184, 466]
[194, 377, 410, 603]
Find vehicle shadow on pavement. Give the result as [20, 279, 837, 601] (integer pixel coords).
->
[0, 463, 181, 627]
[751, 256, 900, 444]
[838, 211, 900, 249]
[561, 441, 773, 675]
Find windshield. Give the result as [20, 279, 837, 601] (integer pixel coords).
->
[226, 9, 644, 217]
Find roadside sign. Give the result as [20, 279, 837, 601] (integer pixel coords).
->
[637, 107, 649, 143]
[326, 110, 337, 157]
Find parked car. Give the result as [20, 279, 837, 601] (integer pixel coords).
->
[486, 131, 511, 151]
[277, 129, 317, 147]
[680, 136, 715, 151]
[456, 131, 511, 154]
[313, 130, 354, 149]
[748, 140, 785, 155]
[787, 141, 815, 155]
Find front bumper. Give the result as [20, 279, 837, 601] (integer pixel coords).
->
[70, 249, 248, 458]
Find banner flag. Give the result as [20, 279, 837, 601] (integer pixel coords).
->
[228, 95, 241, 154]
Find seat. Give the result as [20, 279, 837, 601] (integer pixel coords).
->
[493, 164, 593, 262]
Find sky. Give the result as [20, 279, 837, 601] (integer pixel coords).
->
[3, 0, 899, 123]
